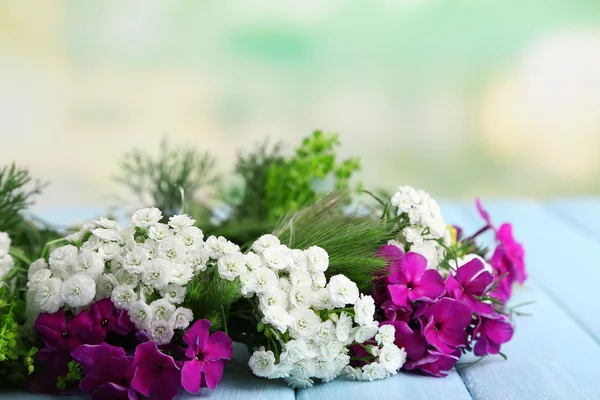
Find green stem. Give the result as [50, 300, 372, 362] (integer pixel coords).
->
[9, 248, 32, 266]
[221, 306, 228, 335]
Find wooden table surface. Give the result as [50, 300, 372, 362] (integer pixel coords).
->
[4, 198, 600, 400]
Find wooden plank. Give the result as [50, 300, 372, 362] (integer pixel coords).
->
[547, 197, 600, 239]
[446, 200, 600, 399]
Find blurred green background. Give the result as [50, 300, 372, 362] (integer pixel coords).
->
[1, 0, 600, 223]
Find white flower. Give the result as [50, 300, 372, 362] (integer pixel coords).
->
[263, 245, 291, 271]
[261, 305, 292, 333]
[27, 269, 52, 289]
[278, 277, 292, 293]
[402, 226, 424, 244]
[170, 264, 193, 286]
[0, 232, 11, 253]
[170, 307, 193, 330]
[333, 352, 351, 371]
[354, 294, 375, 326]
[48, 245, 78, 271]
[239, 271, 257, 297]
[205, 236, 237, 258]
[378, 345, 406, 373]
[289, 285, 314, 308]
[288, 359, 315, 379]
[148, 223, 171, 241]
[96, 273, 119, 299]
[259, 288, 289, 309]
[312, 288, 334, 310]
[111, 284, 138, 309]
[0, 254, 14, 279]
[28, 258, 48, 280]
[110, 256, 125, 273]
[115, 269, 140, 287]
[319, 339, 344, 360]
[34, 277, 63, 313]
[123, 247, 149, 274]
[150, 298, 176, 321]
[285, 376, 314, 389]
[177, 226, 204, 249]
[62, 274, 96, 308]
[158, 236, 187, 263]
[289, 269, 312, 287]
[138, 285, 155, 301]
[65, 230, 85, 244]
[168, 215, 196, 231]
[244, 252, 262, 271]
[249, 347, 276, 377]
[92, 228, 122, 242]
[327, 275, 359, 307]
[280, 340, 309, 364]
[98, 242, 122, 261]
[289, 249, 308, 270]
[73, 250, 105, 279]
[91, 217, 118, 229]
[132, 207, 163, 229]
[217, 252, 248, 281]
[253, 267, 278, 294]
[313, 357, 337, 382]
[268, 363, 292, 379]
[142, 259, 172, 289]
[160, 284, 186, 304]
[335, 312, 353, 343]
[251, 234, 280, 253]
[344, 365, 363, 381]
[81, 235, 103, 252]
[222, 240, 240, 256]
[142, 239, 158, 258]
[185, 249, 211, 272]
[361, 362, 388, 381]
[305, 246, 328, 272]
[315, 320, 335, 344]
[128, 300, 152, 330]
[150, 320, 174, 345]
[376, 325, 396, 347]
[354, 321, 379, 343]
[289, 307, 320, 339]
[310, 270, 327, 290]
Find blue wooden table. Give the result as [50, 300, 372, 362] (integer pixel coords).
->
[5, 199, 600, 400]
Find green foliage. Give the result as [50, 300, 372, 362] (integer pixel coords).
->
[56, 361, 82, 390]
[274, 192, 399, 291]
[264, 131, 360, 220]
[183, 266, 242, 331]
[115, 137, 217, 220]
[0, 164, 45, 235]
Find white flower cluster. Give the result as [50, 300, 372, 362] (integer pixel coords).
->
[391, 186, 450, 269]
[0, 232, 15, 283]
[240, 235, 406, 388]
[24, 208, 241, 345]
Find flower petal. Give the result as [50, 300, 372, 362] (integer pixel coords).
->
[203, 360, 225, 390]
[205, 332, 233, 361]
[387, 284, 410, 308]
[183, 319, 211, 350]
[181, 360, 202, 394]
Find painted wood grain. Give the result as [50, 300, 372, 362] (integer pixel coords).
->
[547, 198, 600, 240]
[445, 200, 600, 400]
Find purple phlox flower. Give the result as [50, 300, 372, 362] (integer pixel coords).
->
[492, 223, 527, 285]
[379, 300, 411, 322]
[423, 298, 472, 355]
[475, 198, 493, 228]
[35, 309, 102, 352]
[387, 252, 445, 308]
[131, 341, 181, 400]
[71, 343, 135, 400]
[473, 314, 514, 357]
[91, 298, 135, 336]
[413, 348, 462, 377]
[181, 319, 233, 392]
[446, 258, 495, 316]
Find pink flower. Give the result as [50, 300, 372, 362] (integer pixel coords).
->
[423, 298, 472, 355]
[35, 309, 104, 352]
[131, 341, 181, 400]
[446, 258, 494, 316]
[181, 319, 233, 392]
[473, 314, 514, 357]
[90, 298, 135, 337]
[491, 223, 527, 285]
[386, 252, 445, 308]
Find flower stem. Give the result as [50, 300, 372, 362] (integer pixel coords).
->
[41, 238, 68, 259]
